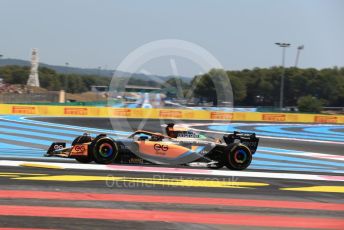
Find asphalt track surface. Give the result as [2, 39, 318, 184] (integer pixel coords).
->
[0, 116, 343, 229]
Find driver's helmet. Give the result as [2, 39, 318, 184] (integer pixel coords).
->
[165, 123, 188, 138]
[166, 123, 177, 138]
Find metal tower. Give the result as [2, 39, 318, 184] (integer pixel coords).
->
[27, 48, 40, 87]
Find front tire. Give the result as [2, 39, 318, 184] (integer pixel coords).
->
[92, 137, 118, 164]
[225, 144, 252, 170]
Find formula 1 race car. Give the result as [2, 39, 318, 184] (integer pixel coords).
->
[45, 123, 259, 170]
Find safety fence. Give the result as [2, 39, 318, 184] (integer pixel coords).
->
[0, 104, 343, 123]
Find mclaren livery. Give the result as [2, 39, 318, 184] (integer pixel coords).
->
[45, 123, 259, 170]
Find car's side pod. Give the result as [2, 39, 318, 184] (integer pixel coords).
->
[223, 131, 259, 154]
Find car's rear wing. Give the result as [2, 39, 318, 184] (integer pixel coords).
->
[223, 131, 259, 154]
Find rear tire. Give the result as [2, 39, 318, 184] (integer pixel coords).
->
[92, 137, 118, 164]
[225, 144, 252, 170]
[72, 135, 93, 163]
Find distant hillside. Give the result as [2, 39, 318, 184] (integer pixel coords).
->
[0, 58, 113, 77]
[0, 58, 191, 82]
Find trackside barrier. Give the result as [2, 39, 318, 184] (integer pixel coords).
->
[0, 104, 343, 124]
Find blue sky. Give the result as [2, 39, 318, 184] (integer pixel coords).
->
[0, 0, 343, 76]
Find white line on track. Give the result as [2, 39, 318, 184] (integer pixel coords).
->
[0, 160, 343, 182]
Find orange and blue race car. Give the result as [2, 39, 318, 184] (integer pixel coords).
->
[45, 123, 259, 170]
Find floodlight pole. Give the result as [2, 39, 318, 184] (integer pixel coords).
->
[275, 42, 290, 110]
[65, 62, 69, 92]
[295, 45, 304, 68]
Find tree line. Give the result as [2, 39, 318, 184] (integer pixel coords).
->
[0, 65, 343, 111]
[191, 67, 344, 110]
[0, 65, 111, 93]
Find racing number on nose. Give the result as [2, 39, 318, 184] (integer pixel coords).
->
[154, 144, 168, 151]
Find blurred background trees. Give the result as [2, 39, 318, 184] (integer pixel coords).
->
[193, 67, 344, 109]
[0, 65, 343, 110]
